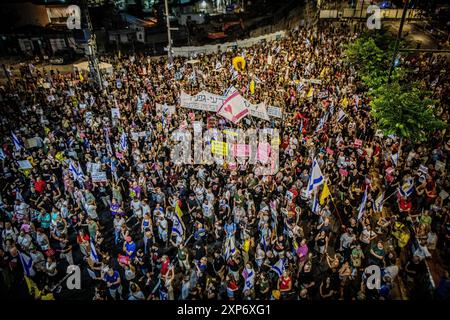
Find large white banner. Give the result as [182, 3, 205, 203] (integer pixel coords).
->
[180, 91, 226, 112]
[245, 100, 270, 121]
[267, 106, 283, 118]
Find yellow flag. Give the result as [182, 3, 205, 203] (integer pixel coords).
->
[307, 87, 314, 98]
[320, 67, 327, 78]
[341, 97, 348, 108]
[175, 201, 183, 218]
[320, 182, 331, 205]
[250, 80, 255, 95]
[79, 73, 84, 82]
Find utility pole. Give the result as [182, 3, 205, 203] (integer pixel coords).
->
[82, 0, 103, 89]
[164, 0, 173, 64]
[388, 0, 409, 83]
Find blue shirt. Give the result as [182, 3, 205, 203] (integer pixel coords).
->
[104, 271, 120, 289]
[125, 242, 137, 259]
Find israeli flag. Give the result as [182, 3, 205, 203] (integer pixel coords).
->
[215, 61, 222, 71]
[312, 190, 319, 214]
[175, 71, 182, 81]
[69, 161, 85, 183]
[307, 158, 324, 193]
[398, 178, 414, 197]
[260, 233, 268, 251]
[0, 148, 6, 160]
[299, 118, 304, 134]
[337, 109, 346, 122]
[391, 153, 399, 167]
[19, 251, 34, 277]
[171, 213, 185, 237]
[120, 131, 127, 151]
[271, 258, 285, 277]
[242, 267, 255, 291]
[315, 116, 325, 132]
[67, 137, 75, 148]
[373, 192, 385, 213]
[11, 132, 23, 151]
[357, 186, 368, 221]
[296, 82, 304, 92]
[90, 241, 99, 262]
[224, 237, 236, 260]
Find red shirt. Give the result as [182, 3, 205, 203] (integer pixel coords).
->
[279, 276, 291, 290]
[160, 259, 170, 276]
[34, 180, 46, 193]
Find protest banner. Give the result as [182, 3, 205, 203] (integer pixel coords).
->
[17, 160, 33, 170]
[91, 171, 107, 182]
[211, 140, 229, 156]
[111, 108, 120, 119]
[267, 106, 283, 118]
[180, 91, 225, 112]
[257, 142, 271, 164]
[233, 144, 250, 157]
[217, 91, 249, 124]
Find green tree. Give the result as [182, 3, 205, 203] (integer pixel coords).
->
[370, 83, 446, 142]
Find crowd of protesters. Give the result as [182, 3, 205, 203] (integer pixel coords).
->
[0, 21, 449, 301]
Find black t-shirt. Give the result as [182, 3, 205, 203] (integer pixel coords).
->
[213, 256, 225, 273]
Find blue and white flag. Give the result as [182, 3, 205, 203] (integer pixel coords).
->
[242, 267, 255, 291]
[315, 116, 325, 133]
[19, 251, 34, 277]
[69, 161, 85, 183]
[299, 118, 304, 134]
[224, 237, 236, 260]
[90, 241, 99, 262]
[307, 158, 324, 193]
[120, 131, 127, 151]
[357, 186, 368, 220]
[105, 133, 113, 156]
[15, 187, 24, 202]
[11, 132, 23, 151]
[355, 94, 360, 109]
[312, 190, 319, 214]
[337, 109, 346, 122]
[171, 213, 185, 238]
[215, 61, 222, 71]
[224, 85, 237, 97]
[296, 82, 304, 92]
[0, 148, 6, 160]
[271, 258, 285, 277]
[67, 137, 75, 148]
[373, 192, 385, 213]
[398, 177, 414, 197]
[391, 153, 399, 167]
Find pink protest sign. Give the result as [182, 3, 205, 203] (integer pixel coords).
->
[233, 144, 250, 157]
[258, 142, 271, 164]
